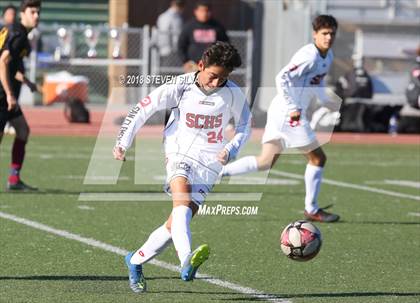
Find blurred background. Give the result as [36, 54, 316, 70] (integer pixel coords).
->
[1, 0, 419, 134]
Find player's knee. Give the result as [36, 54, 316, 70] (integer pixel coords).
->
[257, 155, 275, 170]
[319, 153, 327, 166]
[16, 126, 30, 141]
[165, 223, 171, 233]
[310, 153, 327, 167]
[164, 218, 172, 232]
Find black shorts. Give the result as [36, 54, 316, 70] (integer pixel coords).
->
[0, 84, 23, 132]
[0, 105, 23, 132]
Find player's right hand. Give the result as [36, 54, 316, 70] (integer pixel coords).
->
[217, 149, 230, 165]
[7, 94, 17, 111]
[290, 110, 301, 121]
[289, 110, 301, 127]
[113, 146, 126, 161]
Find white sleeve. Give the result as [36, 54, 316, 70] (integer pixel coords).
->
[116, 84, 178, 150]
[224, 89, 252, 160]
[275, 54, 316, 112]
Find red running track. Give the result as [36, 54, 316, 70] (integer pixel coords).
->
[18, 106, 420, 145]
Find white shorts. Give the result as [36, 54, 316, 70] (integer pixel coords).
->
[262, 96, 316, 148]
[164, 152, 222, 206]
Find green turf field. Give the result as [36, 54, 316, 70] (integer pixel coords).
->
[1, 136, 419, 303]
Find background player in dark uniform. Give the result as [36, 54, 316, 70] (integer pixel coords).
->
[178, 0, 229, 72]
[1, 4, 17, 27]
[0, 0, 40, 191]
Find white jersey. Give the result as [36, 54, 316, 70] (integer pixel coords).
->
[116, 72, 252, 161]
[275, 43, 333, 113]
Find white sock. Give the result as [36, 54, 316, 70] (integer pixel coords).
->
[222, 156, 258, 176]
[304, 164, 324, 214]
[130, 224, 172, 265]
[171, 205, 192, 266]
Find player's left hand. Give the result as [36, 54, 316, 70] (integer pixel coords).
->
[217, 149, 229, 165]
[113, 146, 126, 161]
[23, 77, 39, 93]
[28, 81, 37, 92]
[29, 82, 41, 93]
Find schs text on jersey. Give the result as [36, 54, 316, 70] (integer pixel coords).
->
[185, 113, 223, 129]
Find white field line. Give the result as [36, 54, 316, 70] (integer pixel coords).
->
[365, 180, 420, 189]
[78, 193, 263, 202]
[270, 170, 420, 201]
[0, 211, 290, 303]
[383, 180, 420, 189]
[77, 205, 95, 210]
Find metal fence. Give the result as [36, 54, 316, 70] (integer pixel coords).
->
[30, 25, 253, 105]
[150, 28, 253, 91]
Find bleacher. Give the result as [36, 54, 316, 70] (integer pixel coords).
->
[319, 0, 420, 24]
[0, 0, 108, 25]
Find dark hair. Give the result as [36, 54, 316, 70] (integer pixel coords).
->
[201, 41, 241, 71]
[195, 0, 211, 9]
[312, 14, 338, 32]
[2, 4, 16, 16]
[20, 0, 41, 12]
[172, 0, 184, 7]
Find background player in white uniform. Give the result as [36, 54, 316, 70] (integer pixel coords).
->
[221, 15, 341, 223]
[113, 41, 251, 293]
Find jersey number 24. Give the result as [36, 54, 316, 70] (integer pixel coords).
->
[207, 128, 223, 143]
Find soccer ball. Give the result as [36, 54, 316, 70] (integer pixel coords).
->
[280, 220, 322, 261]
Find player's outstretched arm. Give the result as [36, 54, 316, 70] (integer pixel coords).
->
[113, 83, 178, 159]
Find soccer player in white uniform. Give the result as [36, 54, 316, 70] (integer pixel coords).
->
[113, 41, 251, 293]
[221, 15, 341, 223]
